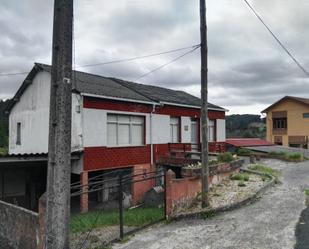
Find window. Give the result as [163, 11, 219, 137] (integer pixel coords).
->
[303, 113, 309, 118]
[107, 114, 144, 146]
[170, 117, 180, 143]
[273, 118, 287, 129]
[208, 120, 215, 142]
[16, 122, 21, 145]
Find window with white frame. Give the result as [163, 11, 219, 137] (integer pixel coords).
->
[208, 120, 215, 142]
[170, 117, 180, 143]
[107, 114, 144, 146]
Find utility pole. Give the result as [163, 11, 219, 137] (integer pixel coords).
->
[200, 0, 210, 207]
[45, 0, 73, 248]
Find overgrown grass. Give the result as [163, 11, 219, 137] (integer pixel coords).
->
[269, 151, 304, 162]
[248, 164, 280, 183]
[70, 207, 164, 233]
[0, 147, 8, 156]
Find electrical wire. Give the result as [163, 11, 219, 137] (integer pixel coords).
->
[0, 44, 200, 77]
[243, 0, 309, 77]
[76, 44, 200, 68]
[0, 72, 29, 77]
[135, 45, 200, 81]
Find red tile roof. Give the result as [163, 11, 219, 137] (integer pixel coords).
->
[226, 138, 274, 147]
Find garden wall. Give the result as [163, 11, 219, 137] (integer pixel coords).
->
[0, 200, 41, 249]
[165, 159, 244, 218]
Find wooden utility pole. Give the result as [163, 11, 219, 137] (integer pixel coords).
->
[200, 0, 209, 207]
[45, 0, 73, 248]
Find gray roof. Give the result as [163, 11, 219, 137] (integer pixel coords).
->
[7, 63, 226, 112]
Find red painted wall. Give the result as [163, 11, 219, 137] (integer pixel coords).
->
[83, 97, 225, 119]
[84, 146, 151, 171]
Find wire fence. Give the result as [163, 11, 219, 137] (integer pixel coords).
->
[70, 169, 166, 249]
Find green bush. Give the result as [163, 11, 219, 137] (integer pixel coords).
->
[217, 152, 234, 163]
[237, 148, 252, 156]
[231, 173, 243, 181]
[243, 173, 250, 181]
[231, 173, 250, 181]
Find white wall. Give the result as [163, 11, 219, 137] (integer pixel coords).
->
[9, 72, 83, 154]
[216, 119, 226, 142]
[83, 108, 152, 147]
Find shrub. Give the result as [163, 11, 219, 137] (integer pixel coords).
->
[217, 152, 234, 163]
[243, 173, 250, 181]
[230, 173, 243, 181]
[231, 173, 250, 182]
[237, 148, 252, 156]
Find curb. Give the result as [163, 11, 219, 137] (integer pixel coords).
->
[170, 169, 275, 221]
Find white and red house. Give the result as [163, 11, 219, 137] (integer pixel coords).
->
[2, 63, 227, 212]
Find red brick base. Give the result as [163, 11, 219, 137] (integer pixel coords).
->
[80, 171, 89, 213]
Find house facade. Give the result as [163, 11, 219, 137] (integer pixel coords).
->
[262, 96, 309, 149]
[3, 63, 227, 212]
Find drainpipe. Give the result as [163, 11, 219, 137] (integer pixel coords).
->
[150, 104, 156, 166]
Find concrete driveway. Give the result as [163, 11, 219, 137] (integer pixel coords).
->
[113, 159, 309, 249]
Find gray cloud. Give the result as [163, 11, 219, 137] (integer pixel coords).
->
[0, 0, 309, 114]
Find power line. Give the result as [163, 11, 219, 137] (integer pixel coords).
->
[0, 44, 200, 77]
[135, 45, 200, 81]
[243, 0, 309, 77]
[76, 44, 200, 68]
[0, 72, 29, 77]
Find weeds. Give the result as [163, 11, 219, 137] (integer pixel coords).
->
[248, 164, 280, 183]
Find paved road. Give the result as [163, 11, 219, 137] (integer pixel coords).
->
[113, 159, 309, 249]
[244, 145, 309, 158]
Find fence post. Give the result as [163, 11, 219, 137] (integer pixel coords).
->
[165, 170, 176, 219]
[118, 175, 124, 239]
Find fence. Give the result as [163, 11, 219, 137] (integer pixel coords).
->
[70, 168, 166, 249]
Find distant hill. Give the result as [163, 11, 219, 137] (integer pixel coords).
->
[226, 114, 266, 139]
[0, 99, 10, 149]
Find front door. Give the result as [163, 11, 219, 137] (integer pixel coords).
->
[191, 119, 199, 151]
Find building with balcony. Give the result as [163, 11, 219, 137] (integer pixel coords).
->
[262, 96, 309, 149]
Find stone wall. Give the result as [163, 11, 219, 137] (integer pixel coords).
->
[0, 200, 40, 249]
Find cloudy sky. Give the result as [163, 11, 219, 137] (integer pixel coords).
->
[1, 0, 309, 114]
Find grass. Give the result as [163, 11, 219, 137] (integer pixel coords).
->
[248, 164, 280, 183]
[305, 189, 309, 196]
[70, 207, 164, 233]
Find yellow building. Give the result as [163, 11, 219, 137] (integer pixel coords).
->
[262, 96, 309, 149]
